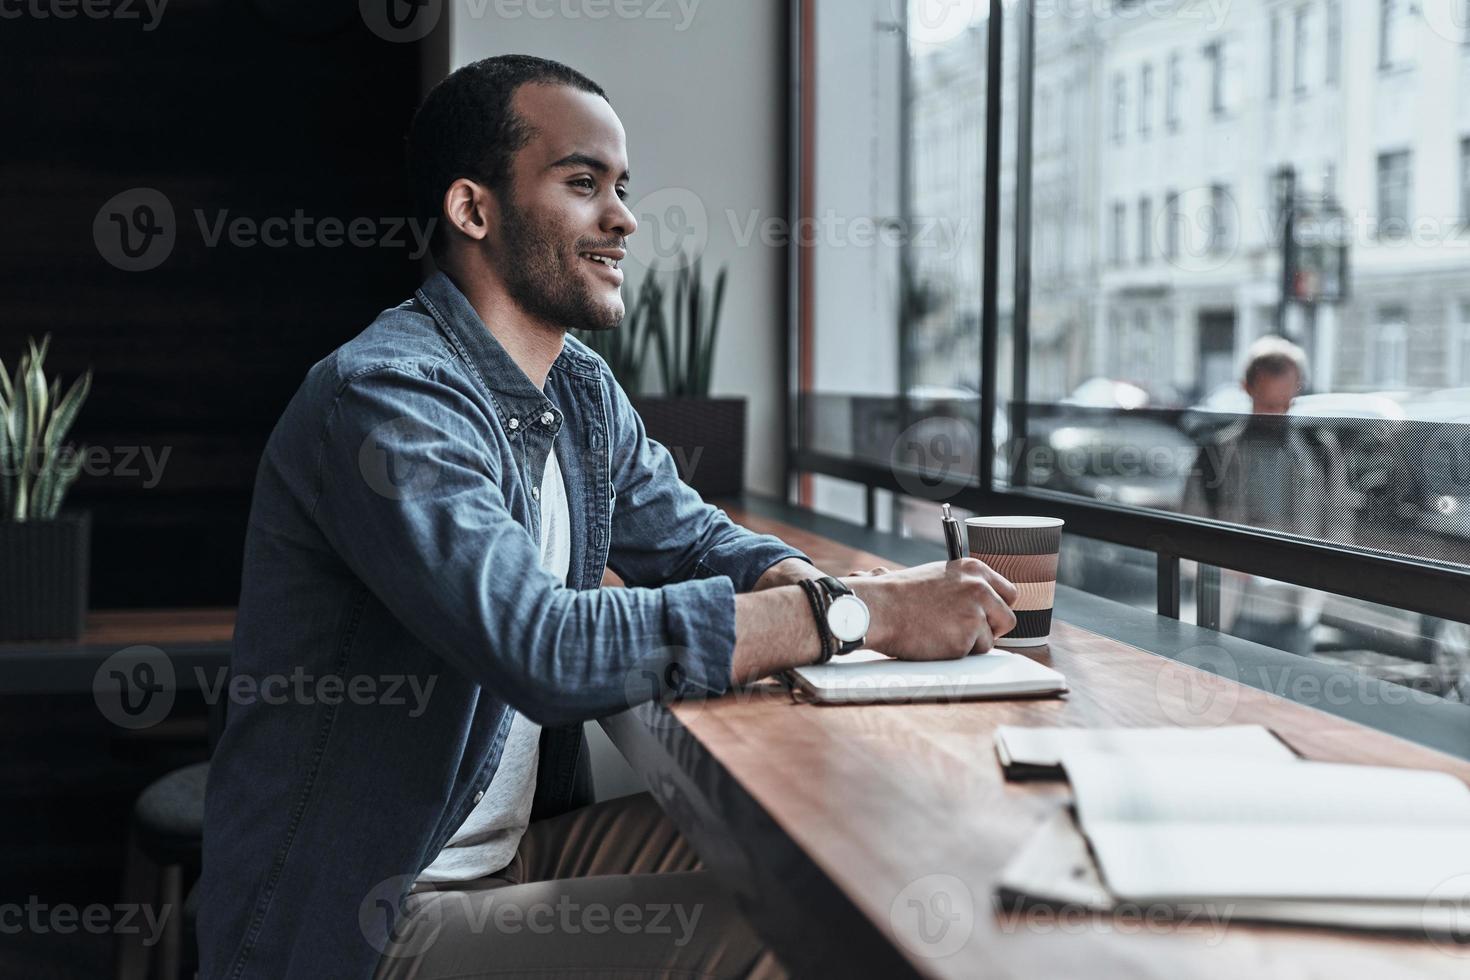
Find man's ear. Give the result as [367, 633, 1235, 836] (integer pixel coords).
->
[442, 177, 499, 249]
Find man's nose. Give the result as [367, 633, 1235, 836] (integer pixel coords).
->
[603, 196, 637, 239]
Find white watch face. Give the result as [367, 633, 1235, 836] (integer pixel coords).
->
[827, 593, 870, 644]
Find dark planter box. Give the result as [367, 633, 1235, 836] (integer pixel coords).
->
[0, 511, 91, 641]
[631, 396, 747, 499]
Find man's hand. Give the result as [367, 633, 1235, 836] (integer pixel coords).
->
[730, 557, 1019, 685]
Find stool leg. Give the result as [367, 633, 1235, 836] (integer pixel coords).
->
[114, 825, 155, 980]
[149, 864, 183, 980]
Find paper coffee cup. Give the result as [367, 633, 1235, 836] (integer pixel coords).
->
[965, 516, 1064, 647]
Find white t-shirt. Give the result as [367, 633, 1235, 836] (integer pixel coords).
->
[415, 447, 570, 883]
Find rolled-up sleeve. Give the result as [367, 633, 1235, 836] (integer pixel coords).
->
[309, 364, 736, 727]
[603, 372, 811, 591]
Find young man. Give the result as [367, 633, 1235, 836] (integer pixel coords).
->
[198, 55, 1017, 979]
[1182, 336, 1355, 654]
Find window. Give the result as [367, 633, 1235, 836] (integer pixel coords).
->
[1458, 302, 1470, 384]
[1112, 74, 1127, 144]
[1166, 52, 1183, 130]
[1203, 41, 1226, 117]
[1269, 13, 1282, 100]
[1139, 64, 1153, 137]
[1374, 308, 1409, 387]
[1379, 0, 1413, 70]
[1138, 196, 1152, 264]
[1326, 0, 1341, 85]
[1111, 201, 1127, 266]
[1293, 6, 1311, 94]
[1164, 190, 1181, 260]
[1461, 137, 1470, 226]
[1377, 150, 1412, 239]
[1208, 184, 1233, 255]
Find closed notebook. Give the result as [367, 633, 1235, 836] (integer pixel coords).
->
[993, 724, 1297, 779]
[788, 649, 1067, 704]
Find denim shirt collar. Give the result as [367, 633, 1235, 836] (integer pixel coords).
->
[414, 269, 602, 433]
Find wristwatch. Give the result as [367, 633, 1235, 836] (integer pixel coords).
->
[816, 576, 870, 656]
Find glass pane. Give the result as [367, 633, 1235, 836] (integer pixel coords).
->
[803, 0, 991, 514]
[1193, 564, 1470, 704]
[1005, 3, 1470, 569]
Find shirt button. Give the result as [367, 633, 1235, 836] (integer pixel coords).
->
[532, 485, 540, 500]
[473, 789, 485, 804]
[507, 418, 519, 430]
[540, 411, 555, 425]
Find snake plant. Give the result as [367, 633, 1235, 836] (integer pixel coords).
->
[0, 335, 92, 522]
[580, 271, 666, 397]
[653, 258, 727, 398]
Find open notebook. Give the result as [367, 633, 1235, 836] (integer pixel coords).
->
[788, 649, 1067, 704]
[993, 724, 1297, 778]
[1000, 753, 1470, 934]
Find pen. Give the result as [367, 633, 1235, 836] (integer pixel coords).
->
[941, 503, 965, 561]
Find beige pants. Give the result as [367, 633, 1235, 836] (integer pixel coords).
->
[372, 793, 786, 979]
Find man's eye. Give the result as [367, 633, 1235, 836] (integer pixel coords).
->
[571, 177, 595, 191]
[615, 186, 628, 200]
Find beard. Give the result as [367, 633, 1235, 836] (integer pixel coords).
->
[495, 188, 624, 333]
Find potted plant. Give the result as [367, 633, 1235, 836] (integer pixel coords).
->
[582, 260, 745, 498]
[0, 335, 93, 641]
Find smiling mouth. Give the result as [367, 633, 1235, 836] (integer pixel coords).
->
[579, 252, 621, 270]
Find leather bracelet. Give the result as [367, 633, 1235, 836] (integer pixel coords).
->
[797, 578, 835, 664]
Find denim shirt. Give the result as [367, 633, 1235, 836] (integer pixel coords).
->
[197, 270, 809, 980]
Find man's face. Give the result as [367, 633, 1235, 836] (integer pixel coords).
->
[490, 83, 637, 332]
[1245, 368, 1300, 415]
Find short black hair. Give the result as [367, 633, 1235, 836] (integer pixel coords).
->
[406, 55, 608, 260]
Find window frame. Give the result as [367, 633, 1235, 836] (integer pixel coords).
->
[787, 0, 1470, 638]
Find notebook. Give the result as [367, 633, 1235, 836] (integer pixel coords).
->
[1000, 753, 1470, 934]
[993, 724, 1297, 779]
[787, 649, 1067, 704]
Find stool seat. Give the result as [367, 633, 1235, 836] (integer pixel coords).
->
[133, 761, 209, 867]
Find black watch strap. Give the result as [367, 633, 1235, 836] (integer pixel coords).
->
[798, 578, 835, 664]
[815, 577, 865, 655]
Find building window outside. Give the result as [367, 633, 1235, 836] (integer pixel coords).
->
[1293, 5, 1311, 94]
[1112, 201, 1127, 266]
[1138, 196, 1152, 264]
[1377, 149, 1412, 239]
[1326, 0, 1341, 85]
[1458, 302, 1470, 384]
[1204, 41, 1226, 117]
[1113, 73, 1127, 144]
[1460, 137, 1470, 226]
[1379, 0, 1413, 70]
[1208, 184, 1234, 255]
[1166, 52, 1183, 130]
[1269, 12, 1282, 100]
[1139, 63, 1153, 137]
[1374, 308, 1409, 387]
[1164, 190, 1181, 260]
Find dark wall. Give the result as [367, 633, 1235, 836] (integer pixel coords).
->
[0, 1, 428, 607]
